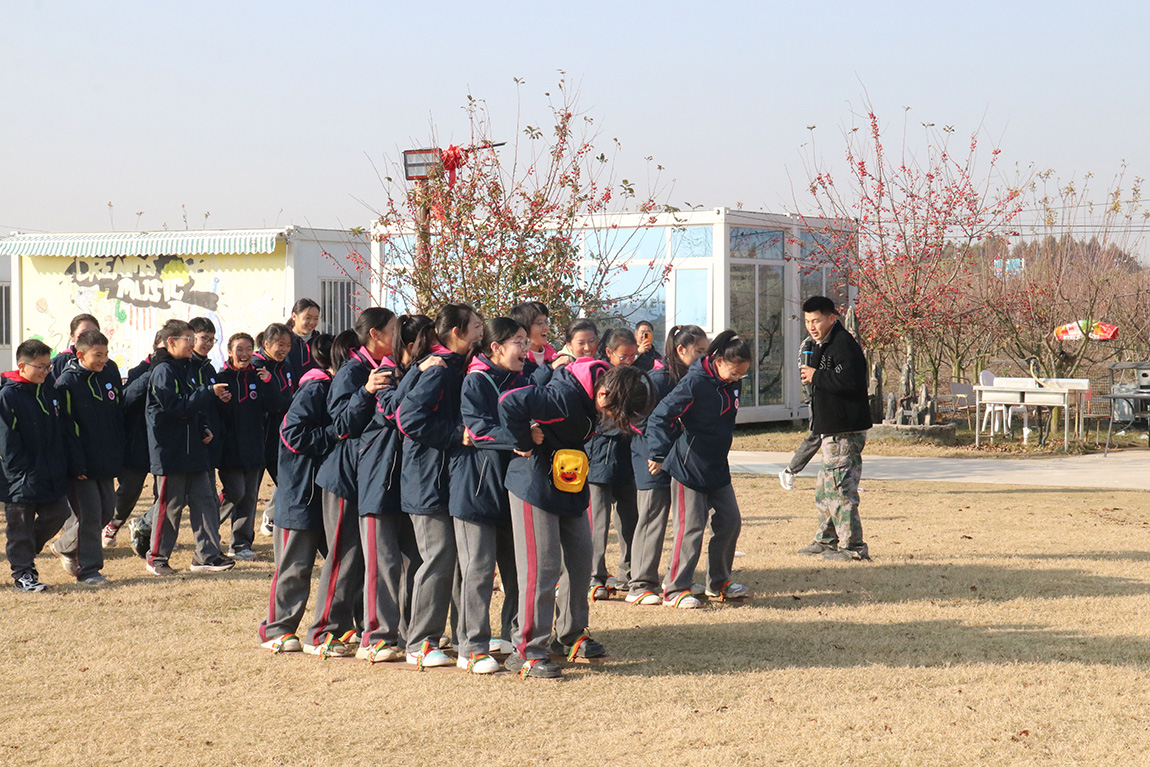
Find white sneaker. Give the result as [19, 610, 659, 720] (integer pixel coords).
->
[705, 582, 750, 600]
[458, 654, 500, 674]
[261, 634, 302, 653]
[663, 593, 703, 609]
[625, 591, 662, 606]
[357, 641, 401, 663]
[779, 469, 795, 490]
[406, 641, 453, 668]
[488, 638, 514, 654]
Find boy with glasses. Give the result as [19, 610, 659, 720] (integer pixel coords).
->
[1, 340, 74, 592]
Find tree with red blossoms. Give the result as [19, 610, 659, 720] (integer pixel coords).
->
[800, 104, 1024, 400]
[976, 166, 1150, 379]
[338, 76, 673, 329]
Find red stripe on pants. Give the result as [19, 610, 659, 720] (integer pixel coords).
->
[148, 477, 168, 565]
[666, 482, 686, 596]
[365, 516, 378, 635]
[260, 527, 289, 641]
[519, 500, 538, 658]
[316, 498, 345, 631]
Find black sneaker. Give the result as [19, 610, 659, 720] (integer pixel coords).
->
[505, 652, 562, 678]
[797, 542, 837, 556]
[822, 548, 871, 562]
[189, 556, 236, 573]
[551, 634, 607, 660]
[145, 561, 179, 576]
[14, 573, 46, 592]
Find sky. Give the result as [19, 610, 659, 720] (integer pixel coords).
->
[2, 0, 1149, 236]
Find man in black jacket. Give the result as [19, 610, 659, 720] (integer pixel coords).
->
[797, 296, 872, 561]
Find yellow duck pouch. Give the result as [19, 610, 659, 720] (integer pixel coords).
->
[551, 449, 589, 493]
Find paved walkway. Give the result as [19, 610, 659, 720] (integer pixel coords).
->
[730, 450, 1150, 491]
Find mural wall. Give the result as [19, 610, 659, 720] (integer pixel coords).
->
[22, 247, 286, 372]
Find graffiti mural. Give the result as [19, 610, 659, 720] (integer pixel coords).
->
[23, 249, 285, 374]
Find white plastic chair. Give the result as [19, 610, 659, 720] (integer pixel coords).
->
[979, 370, 1030, 440]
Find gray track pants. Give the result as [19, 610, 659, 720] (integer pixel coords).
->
[56, 478, 116, 580]
[509, 492, 592, 660]
[360, 513, 421, 649]
[663, 480, 741, 598]
[787, 429, 822, 474]
[305, 492, 363, 645]
[589, 481, 639, 588]
[406, 512, 457, 651]
[5, 497, 71, 579]
[259, 526, 323, 641]
[454, 517, 519, 658]
[628, 485, 672, 595]
[113, 467, 153, 523]
[147, 472, 223, 567]
[219, 468, 261, 553]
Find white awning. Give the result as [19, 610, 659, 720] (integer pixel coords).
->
[0, 228, 287, 257]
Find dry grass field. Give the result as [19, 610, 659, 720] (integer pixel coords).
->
[3, 474, 1150, 766]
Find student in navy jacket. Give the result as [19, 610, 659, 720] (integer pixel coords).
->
[252, 323, 295, 538]
[587, 327, 641, 599]
[1, 340, 75, 592]
[216, 332, 288, 561]
[285, 298, 322, 385]
[355, 313, 441, 664]
[259, 333, 339, 654]
[50, 313, 100, 382]
[305, 312, 393, 659]
[498, 359, 651, 678]
[116, 337, 161, 555]
[52, 330, 125, 585]
[449, 317, 534, 674]
[144, 319, 235, 575]
[396, 303, 483, 669]
[646, 330, 752, 607]
[188, 317, 225, 469]
[626, 324, 708, 606]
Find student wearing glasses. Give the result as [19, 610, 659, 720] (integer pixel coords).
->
[1, 340, 74, 592]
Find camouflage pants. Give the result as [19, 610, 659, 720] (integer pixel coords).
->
[813, 431, 867, 557]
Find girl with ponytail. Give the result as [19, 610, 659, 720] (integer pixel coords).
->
[645, 329, 752, 608]
[625, 324, 708, 606]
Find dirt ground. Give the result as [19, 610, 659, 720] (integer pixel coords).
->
[3, 474, 1150, 766]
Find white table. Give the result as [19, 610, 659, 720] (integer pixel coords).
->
[974, 378, 1090, 451]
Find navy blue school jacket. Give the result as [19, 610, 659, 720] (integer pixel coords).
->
[646, 356, 742, 493]
[277, 369, 341, 530]
[50, 347, 76, 382]
[586, 416, 634, 485]
[357, 359, 422, 517]
[145, 350, 216, 475]
[251, 351, 295, 473]
[397, 346, 468, 515]
[449, 354, 529, 527]
[631, 360, 677, 491]
[0, 371, 74, 503]
[189, 353, 225, 466]
[55, 359, 126, 480]
[286, 332, 319, 386]
[499, 358, 610, 517]
[121, 356, 152, 473]
[215, 363, 283, 471]
[315, 347, 382, 502]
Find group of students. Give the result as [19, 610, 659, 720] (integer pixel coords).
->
[1, 304, 322, 593]
[1, 298, 758, 679]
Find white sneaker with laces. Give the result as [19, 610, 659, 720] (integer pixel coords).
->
[458, 654, 500, 674]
